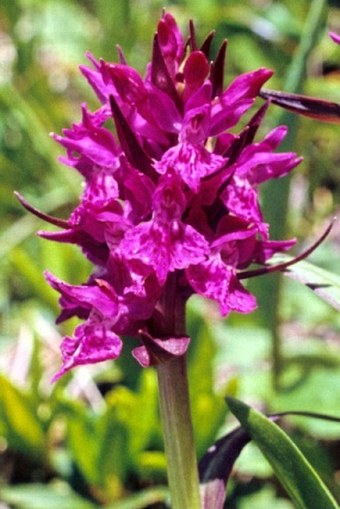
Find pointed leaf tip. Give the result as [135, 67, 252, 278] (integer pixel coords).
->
[227, 398, 339, 509]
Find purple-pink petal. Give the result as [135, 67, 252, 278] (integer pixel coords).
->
[53, 105, 119, 174]
[239, 152, 302, 183]
[186, 257, 233, 315]
[157, 12, 185, 77]
[221, 176, 263, 226]
[155, 143, 225, 191]
[147, 85, 182, 133]
[330, 32, 340, 45]
[253, 238, 297, 264]
[132, 335, 190, 367]
[209, 68, 273, 134]
[187, 257, 256, 316]
[121, 219, 209, 284]
[222, 68, 273, 104]
[227, 276, 257, 314]
[80, 53, 114, 104]
[45, 271, 119, 318]
[52, 318, 122, 381]
[183, 51, 210, 100]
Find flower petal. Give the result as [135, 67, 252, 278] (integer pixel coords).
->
[52, 318, 122, 381]
[132, 334, 190, 367]
[121, 220, 209, 284]
[157, 12, 185, 78]
[45, 271, 119, 320]
[155, 143, 225, 191]
[187, 256, 257, 316]
[330, 32, 340, 45]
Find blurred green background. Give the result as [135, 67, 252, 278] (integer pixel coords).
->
[0, 0, 339, 508]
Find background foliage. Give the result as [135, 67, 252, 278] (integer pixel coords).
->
[0, 0, 339, 507]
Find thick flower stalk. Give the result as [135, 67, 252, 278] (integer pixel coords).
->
[19, 13, 303, 381]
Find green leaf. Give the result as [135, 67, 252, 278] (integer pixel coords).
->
[135, 451, 166, 479]
[273, 349, 340, 439]
[238, 484, 295, 509]
[104, 486, 169, 509]
[0, 375, 45, 458]
[227, 397, 339, 509]
[0, 483, 96, 509]
[9, 246, 58, 311]
[130, 370, 160, 456]
[99, 386, 137, 481]
[272, 254, 340, 311]
[66, 411, 101, 485]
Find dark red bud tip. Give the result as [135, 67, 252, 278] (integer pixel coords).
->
[183, 51, 210, 85]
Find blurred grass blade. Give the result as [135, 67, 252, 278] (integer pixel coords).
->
[0, 84, 59, 167]
[254, 0, 328, 387]
[260, 0, 327, 249]
[9, 247, 58, 310]
[281, 0, 327, 94]
[0, 483, 96, 509]
[260, 0, 328, 237]
[227, 397, 339, 509]
[0, 375, 45, 459]
[187, 309, 229, 458]
[105, 486, 169, 509]
[0, 83, 79, 195]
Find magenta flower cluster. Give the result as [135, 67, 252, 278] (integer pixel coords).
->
[35, 13, 302, 380]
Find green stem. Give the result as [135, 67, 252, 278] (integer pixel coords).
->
[258, 0, 327, 390]
[157, 355, 202, 509]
